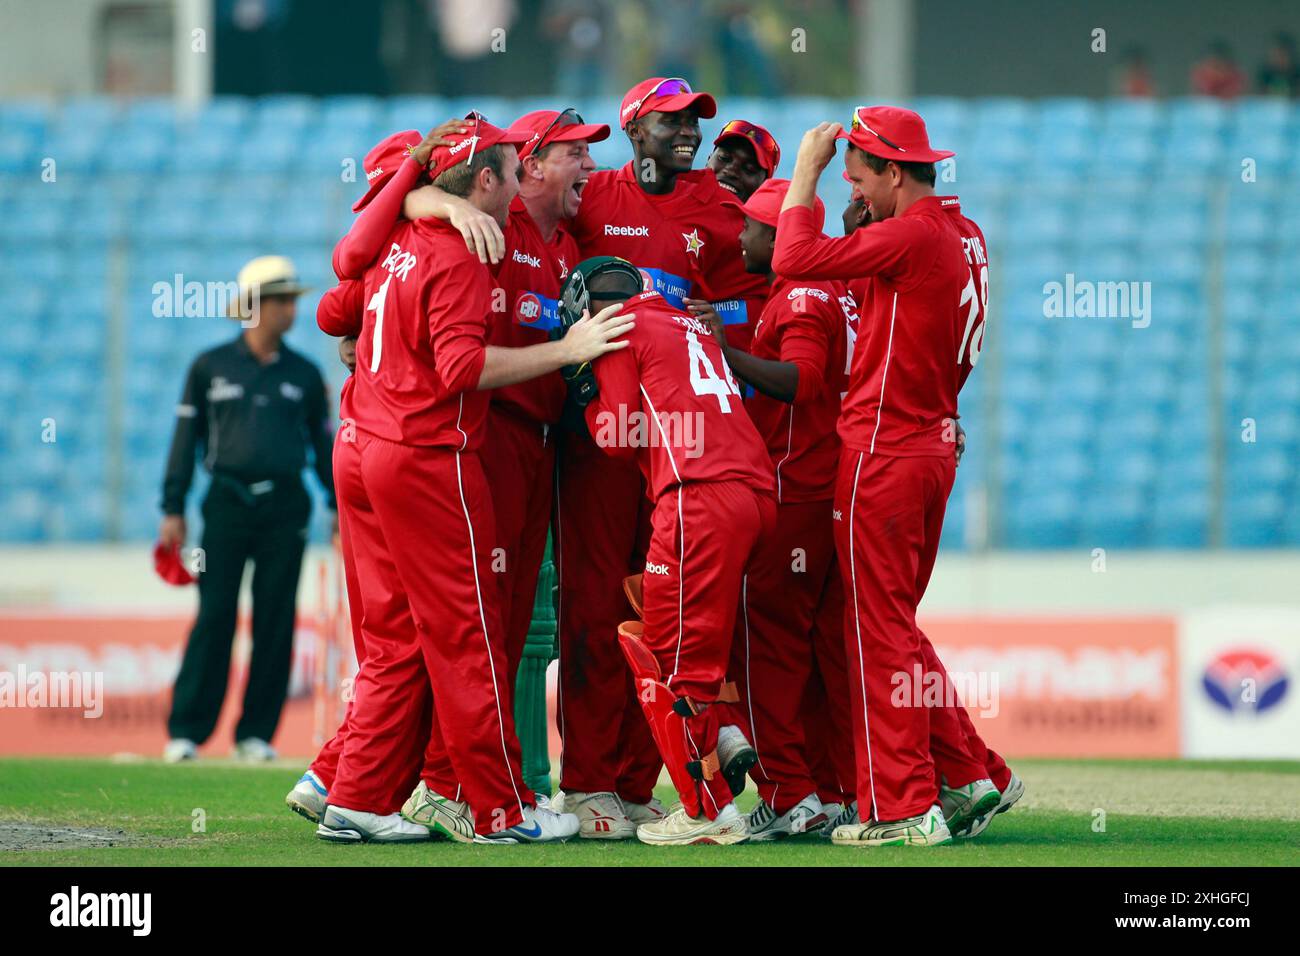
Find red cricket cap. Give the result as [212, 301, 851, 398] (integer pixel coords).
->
[153, 541, 195, 586]
[723, 178, 825, 232]
[836, 105, 954, 164]
[426, 116, 532, 179]
[713, 119, 781, 174]
[353, 129, 423, 212]
[619, 77, 717, 126]
[512, 110, 610, 160]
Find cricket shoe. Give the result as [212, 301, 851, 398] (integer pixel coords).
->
[939, 777, 1002, 837]
[961, 772, 1025, 839]
[832, 803, 952, 847]
[232, 737, 277, 762]
[285, 770, 328, 823]
[315, 806, 431, 844]
[818, 800, 859, 839]
[162, 738, 197, 763]
[472, 803, 580, 845]
[622, 796, 667, 826]
[553, 791, 636, 839]
[637, 802, 749, 846]
[716, 724, 757, 797]
[747, 793, 829, 840]
[401, 781, 475, 843]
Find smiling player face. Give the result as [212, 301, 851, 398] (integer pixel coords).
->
[843, 146, 896, 223]
[631, 107, 702, 174]
[707, 139, 767, 201]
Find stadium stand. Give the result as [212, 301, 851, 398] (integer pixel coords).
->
[0, 95, 1297, 548]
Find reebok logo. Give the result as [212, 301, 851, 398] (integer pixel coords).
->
[366, 166, 384, 182]
[645, 562, 670, 576]
[832, 510, 843, 521]
[604, 224, 650, 237]
[512, 249, 541, 268]
[449, 136, 478, 156]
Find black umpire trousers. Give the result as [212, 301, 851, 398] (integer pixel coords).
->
[166, 473, 311, 745]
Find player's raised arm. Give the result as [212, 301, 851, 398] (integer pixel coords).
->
[402, 184, 505, 265]
[334, 119, 487, 278]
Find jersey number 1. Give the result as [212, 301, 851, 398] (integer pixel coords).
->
[367, 273, 393, 373]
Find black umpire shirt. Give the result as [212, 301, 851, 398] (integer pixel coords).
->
[161, 334, 336, 515]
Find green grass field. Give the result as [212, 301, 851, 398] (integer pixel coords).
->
[2, 757, 1296, 866]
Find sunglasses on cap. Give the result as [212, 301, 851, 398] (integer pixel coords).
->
[462, 109, 487, 165]
[717, 119, 780, 169]
[626, 77, 694, 122]
[532, 107, 584, 152]
[849, 106, 907, 153]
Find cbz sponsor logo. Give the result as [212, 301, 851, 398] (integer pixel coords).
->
[1202, 649, 1288, 714]
[514, 292, 559, 330]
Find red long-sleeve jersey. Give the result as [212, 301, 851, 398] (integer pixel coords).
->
[488, 196, 580, 424]
[773, 196, 969, 457]
[938, 195, 990, 393]
[333, 156, 424, 280]
[745, 277, 858, 503]
[347, 218, 491, 449]
[583, 291, 775, 501]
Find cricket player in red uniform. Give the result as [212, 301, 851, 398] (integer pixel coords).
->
[316, 118, 633, 845]
[774, 106, 1019, 846]
[543, 82, 786, 837]
[702, 179, 859, 839]
[554, 256, 776, 845]
[685, 118, 782, 350]
[286, 122, 476, 825]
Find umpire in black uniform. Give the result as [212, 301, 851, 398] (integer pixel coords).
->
[159, 255, 336, 763]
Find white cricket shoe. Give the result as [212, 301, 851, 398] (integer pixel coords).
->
[553, 791, 636, 839]
[637, 802, 749, 846]
[716, 725, 757, 796]
[473, 803, 580, 845]
[401, 781, 476, 843]
[316, 806, 431, 843]
[818, 800, 858, 839]
[747, 793, 829, 840]
[233, 737, 277, 762]
[285, 770, 328, 823]
[939, 777, 1002, 837]
[162, 738, 197, 763]
[622, 796, 667, 826]
[961, 772, 1025, 839]
[832, 803, 952, 847]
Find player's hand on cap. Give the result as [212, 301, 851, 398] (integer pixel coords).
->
[562, 302, 635, 365]
[795, 122, 843, 174]
[410, 118, 471, 167]
[684, 298, 726, 346]
[338, 336, 357, 374]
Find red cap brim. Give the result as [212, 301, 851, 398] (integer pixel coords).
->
[645, 92, 717, 121]
[836, 129, 954, 163]
[547, 122, 610, 146]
